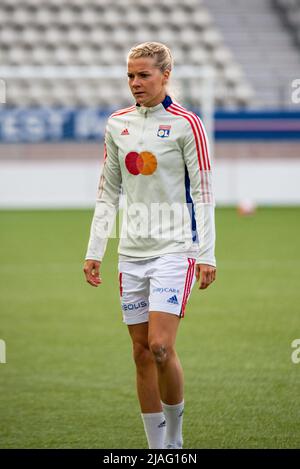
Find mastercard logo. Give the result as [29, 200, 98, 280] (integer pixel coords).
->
[125, 151, 157, 176]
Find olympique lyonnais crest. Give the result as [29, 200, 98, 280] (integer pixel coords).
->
[157, 125, 171, 138]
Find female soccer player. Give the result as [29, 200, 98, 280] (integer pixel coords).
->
[83, 42, 216, 449]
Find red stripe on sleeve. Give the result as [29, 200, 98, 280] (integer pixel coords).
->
[167, 105, 211, 202]
[171, 103, 210, 170]
[167, 105, 204, 171]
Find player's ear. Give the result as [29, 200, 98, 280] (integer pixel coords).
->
[163, 70, 170, 84]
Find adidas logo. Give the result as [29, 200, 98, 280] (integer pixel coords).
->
[158, 420, 166, 428]
[167, 295, 179, 305]
[121, 128, 129, 135]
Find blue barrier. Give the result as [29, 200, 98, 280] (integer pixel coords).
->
[0, 107, 109, 143]
[0, 107, 299, 142]
[215, 110, 300, 140]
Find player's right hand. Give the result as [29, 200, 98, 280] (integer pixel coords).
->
[83, 259, 102, 287]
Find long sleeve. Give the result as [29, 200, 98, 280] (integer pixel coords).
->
[85, 122, 122, 261]
[182, 118, 216, 267]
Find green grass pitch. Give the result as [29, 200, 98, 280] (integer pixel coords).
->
[0, 207, 299, 448]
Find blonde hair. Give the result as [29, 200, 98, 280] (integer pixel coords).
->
[127, 42, 179, 100]
[128, 41, 173, 73]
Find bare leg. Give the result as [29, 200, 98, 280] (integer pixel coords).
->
[128, 322, 166, 448]
[148, 312, 183, 404]
[128, 322, 162, 413]
[148, 312, 185, 448]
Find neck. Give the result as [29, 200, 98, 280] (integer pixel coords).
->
[143, 90, 167, 107]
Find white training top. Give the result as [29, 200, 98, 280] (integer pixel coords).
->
[85, 95, 216, 266]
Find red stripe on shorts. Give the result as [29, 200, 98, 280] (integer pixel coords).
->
[119, 272, 123, 297]
[180, 258, 196, 318]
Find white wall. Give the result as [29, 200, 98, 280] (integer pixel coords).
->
[0, 158, 300, 208]
[0, 160, 101, 209]
[214, 158, 300, 205]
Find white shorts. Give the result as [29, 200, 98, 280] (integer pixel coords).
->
[118, 253, 197, 325]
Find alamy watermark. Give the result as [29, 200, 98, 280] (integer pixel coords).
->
[291, 79, 300, 104]
[0, 339, 6, 364]
[291, 339, 300, 364]
[92, 198, 203, 242]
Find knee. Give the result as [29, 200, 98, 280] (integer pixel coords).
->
[132, 342, 152, 370]
[149, 340, 173, 366]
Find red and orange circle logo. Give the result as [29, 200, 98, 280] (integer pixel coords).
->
[125, 151, 157, 176]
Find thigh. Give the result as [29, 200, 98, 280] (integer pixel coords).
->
[149, 254, 196, 319]
[118, 260, 150, 325]
[128, 321, 149, 348]
[148, 311, 180, 349]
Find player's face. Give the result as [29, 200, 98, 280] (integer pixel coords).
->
[127, 57, 170, 107]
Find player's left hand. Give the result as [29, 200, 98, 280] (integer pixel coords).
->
[195, 264, 216, 290]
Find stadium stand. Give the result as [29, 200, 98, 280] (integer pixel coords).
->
[0, 0, 255, 108]
[205, 0, 300, 108]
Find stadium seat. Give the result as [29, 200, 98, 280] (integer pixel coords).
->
[21, 27, 42, 46]
[235, 83, 255, 105]
[0, 26, 18, 46]
[57, 7, 77, 27]
[223, 64, 244, 85]
[88, 27, 108, 46]
[54, 46, 77, 65]
[7, 80, 32, 106]
[212, 46, 234, 68]
[190, 10, 213, 29]
[81, 7, 100, 27]
[76, 46, 96, 65]
[44, 27, 64, 47]
[188, 47, 210, 66]
[66, 27, 89, 47]
[110, 28, 132, 47]
[33, 7, 56, 27]
[31, 46, 51, 65]
[178, 28, 201, 48]
[8, 46, 29, 65]
[202, 29, 223, 49]
[0, 0, 255, 108]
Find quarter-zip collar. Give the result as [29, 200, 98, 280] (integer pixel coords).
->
[135, 95, 173, 114]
